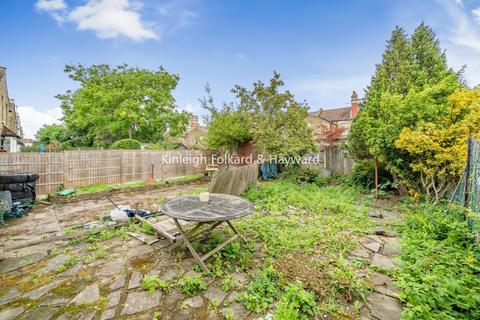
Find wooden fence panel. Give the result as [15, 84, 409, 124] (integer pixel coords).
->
[0, 150, 212, 195]
[324, 147, 353, 175]
[301, 148, 352, 175]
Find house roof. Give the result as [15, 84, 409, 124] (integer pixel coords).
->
[314, 106, 352, 122]
[1, 125, 19, 138]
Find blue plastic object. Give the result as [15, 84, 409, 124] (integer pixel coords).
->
[260, 162, 278, 180]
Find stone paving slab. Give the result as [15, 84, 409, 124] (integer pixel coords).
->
[0, 306, 26, 320]
[70, 284, 100, 305]
[367, 292, 403, 320]
[121, 291, 162, 315]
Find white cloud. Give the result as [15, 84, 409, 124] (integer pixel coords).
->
[17, 106, 63, 139]
[437, 0, 480, 86]
[35, 0, 66, 11]
[68, 0, 157, 41]
[35, 0, 158, 41]
[35, 0, 68, 23]
[473, 7, 480, 25]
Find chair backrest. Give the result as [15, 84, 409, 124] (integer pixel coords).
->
[208, 163, 259, 196]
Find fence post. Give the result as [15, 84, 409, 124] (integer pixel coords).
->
[323, 149, 327, 169]
[63, 151, 68, 188]
[464, 136, 473, 207]
[120, 151, 124, 184]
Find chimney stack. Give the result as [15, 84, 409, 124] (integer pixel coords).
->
[351, 91, 359, 118]
[189, 115, 199, 131]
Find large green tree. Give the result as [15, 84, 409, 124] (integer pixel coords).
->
[348, 23, 462, 193]
[35, 124, 69, 145]
[57, 64, 190, 147]
[203, 72, 315, 158]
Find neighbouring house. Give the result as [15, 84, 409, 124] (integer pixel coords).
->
[0, 66, 23, 152]
[180, 115, 207, 149]
[21, 138, 34, 147]
[308, 91, 362, 146]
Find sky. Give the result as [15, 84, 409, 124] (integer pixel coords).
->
[1, 0, 480, 139]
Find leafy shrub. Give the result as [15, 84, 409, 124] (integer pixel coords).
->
[240, 266, 281, 312]
[142, 275, 170, 293]
[273, 283, 318, 320]
[110, 139, 141, 150]
[350, 159, 392, 189]
[397, 204, 480, 319]
[179, 275, 207, 296]
[20, 145, 41, 153]
[144, 141, 181, 150]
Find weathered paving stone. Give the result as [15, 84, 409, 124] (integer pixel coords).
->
[164, 290, 183, 309]
[127, 245, 154, 259]
[184, 295, 204, 308]
[96, 260, 124, 276]
[0, 251, 47, 273]
[0, 306, 26, 320]
[350, 247, 370, 259]
[109, 275, 126, 291]
[57, 311, 96, 320]
[121, 291, 162, 315]
[0, 288, 21, 306]
[367, 292, 403, 320]
[371, 272, 401, 299]
[39, 254, 70, 273]
[71, 284, 100, 305]
[184, 270, 199, 277]
[57, 263, 83, 277]
[128, 272, 143, 289]
[100, 308, 116, 320]
[382, 238, 401, 257]
[364, 242, 382, 253]
[106, 290, 121, 308]
[373, 228, 399, 237]
[171, 309, 193, 320]
[371, 253, 397, 270]
[368, 211, 383, 218]
[160, 269, 178, 281]
[227, 291, 241, 303]
[23, 279, 63, 300]
[231, 272, 248, 285]
[19, 306, 57, 320]
[221, 302, 248, 319]
[39, 294, 69, 306]
[204, 287, 227, 303]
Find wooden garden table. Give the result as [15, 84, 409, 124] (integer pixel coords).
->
[160, 193, 254, 273]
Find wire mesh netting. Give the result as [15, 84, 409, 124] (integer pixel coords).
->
[451, 137, 479, 234]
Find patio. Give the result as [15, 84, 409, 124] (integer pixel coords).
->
[0, 179, 403, 320]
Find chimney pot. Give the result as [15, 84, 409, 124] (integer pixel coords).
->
[351, 91, 359, 118]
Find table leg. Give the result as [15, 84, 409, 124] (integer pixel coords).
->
[173, 218, 210, 273]
[226, 221, 247, 242]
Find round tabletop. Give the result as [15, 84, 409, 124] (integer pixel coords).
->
[160, 193, 254, 222]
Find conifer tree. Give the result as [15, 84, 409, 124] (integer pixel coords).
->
[410, 22, 455, 88]
[348, 23, 463, 193]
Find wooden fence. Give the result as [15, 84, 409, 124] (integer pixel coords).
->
[0, 150, 212, 195]
[301, 147, 353, 175]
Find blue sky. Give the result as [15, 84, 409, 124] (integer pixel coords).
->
[1, 0, 480, 138]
